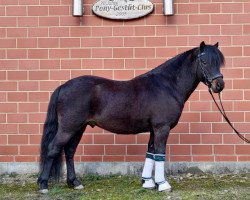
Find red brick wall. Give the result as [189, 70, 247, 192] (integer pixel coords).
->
[0, 0, 250, 163]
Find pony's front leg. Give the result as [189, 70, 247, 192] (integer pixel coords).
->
[153, 125, 171, 192]
[142, 131, 155, 189]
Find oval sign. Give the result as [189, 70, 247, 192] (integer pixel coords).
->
[92, 0, 154, 20]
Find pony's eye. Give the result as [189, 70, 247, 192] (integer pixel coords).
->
[202, 60, 207, 65]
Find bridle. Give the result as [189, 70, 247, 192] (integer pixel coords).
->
[197, 52, 223, 87]
[197, 52, 250, 144]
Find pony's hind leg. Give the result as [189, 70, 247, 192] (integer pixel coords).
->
[153, 125, 171, 192]
[38, 127, 75, 193]
[142, 131, 156, 189]
[64, 126, 86, 190]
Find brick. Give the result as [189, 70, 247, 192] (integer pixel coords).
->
[201, 134, 222, 144]
[125, 155, 145, 162]
[7, 113, 27, 123]
[113, 27, 134, 36]
[15, 156, 37, 162]
[104, 59, 124, 69]
[92, 48, 112, 58]
[223, 134, 244, 144]
[81, 156, 102, 162]
[60, 38, 80, 48]
[0, 146, 18, 155]
[180, 134, 200, 144]
[49, 49, 69, 59]
[49, 27, 69, 37]
[29, 92, 49, 102]
[125, 59, 146, 69]
[135, 48, 155, 58]
[7, 92, 28, 102]
[0, 103, 17, 113]
[0, 124, 17, 134]
[17, 38, 37, 48]
[19, 103, 39, 113]
[170, 145, 190, 155]
[215, 156, 237, 162]
[115, 135, 136, 144]
[38, 38, 59, 48]
[40, 60, 60, 69]
[8, 135, 28, 144]
[127, 145, 147, 155]
[200, 3, 220, 13]
[135, 26, 155, 36]
[103, 37, 123, 47]
[193, 156, 214, 162]
[29, 71, 49, 80]
[19, 81, 39, 91]
[221, 25, 242, 35]
[146, 37, 166, 47]
[189, 14, 209, 24]
[20, 145, 39, 155]
[29, 135, 41, 144]
[8, 71, 27, 80]
[19, 124, 39, 134]
[28, 27, 48, 37]
[29, 113, 46, 123]
[114, 70, 134, 80]
[170, 156, 191, 162]
[178, 3, 198, 14]
[233, 14, 250, 24]
[71, 49, 91, 58]
[0, 135, 7, 144]
[49, 6, 70, 15]
[0, 82, 17, 91]
[28, 49, 48, 59]
[171, 123, 189, 133]
[39, 17, 59, 26]
[28, 6, 48, 16]
[61, 59, 81, 69]
[0, 17, 17, 27]
[50, 70, 70, 80]
[18, 17, 39, 27]
[222, 3, 243, 13]
[84, 145, 104, 155]
[201, 113, 221, 122]
[103, 156, 125, 162]
[6, 6, 27, 16]
[7, 49, 27, 59]
[82, 59, 103, 69]
[70, 27, 91, 37]
[82, 38, 102, 47]
[192, 145, 212, 155]
[214, 145, 235, 155]
[94, 134, 114, 144]
[105, 145, 126, 155]
[113, 48, 133, 58]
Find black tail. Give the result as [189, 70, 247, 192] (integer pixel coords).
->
[39, 86, 62, 181]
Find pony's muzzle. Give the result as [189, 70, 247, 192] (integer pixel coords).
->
[211, 77, 224, 93]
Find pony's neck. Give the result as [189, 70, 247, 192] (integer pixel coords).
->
[153, 49, 200, 103]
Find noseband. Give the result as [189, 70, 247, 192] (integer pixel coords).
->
[197, 52, 223, 87]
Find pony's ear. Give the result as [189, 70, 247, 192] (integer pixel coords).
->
[214, 42, 219, 48]
[200, 41, 206, 52]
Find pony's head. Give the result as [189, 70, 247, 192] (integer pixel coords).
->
[196, 41, 225, 93]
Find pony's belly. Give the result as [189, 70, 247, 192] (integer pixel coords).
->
[95, 119, 150, 134]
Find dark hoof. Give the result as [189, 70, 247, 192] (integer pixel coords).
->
[67, 178, 83, 189]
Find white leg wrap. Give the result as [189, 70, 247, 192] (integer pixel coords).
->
[155, 160, 165, 183]
[142, 157, 154, 179]
[142, 152, 155, 189]
[155, 154, 171, 192]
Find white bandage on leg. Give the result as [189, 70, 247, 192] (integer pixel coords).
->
[155, 154, 171, 192]
[141, 152, 155, 189]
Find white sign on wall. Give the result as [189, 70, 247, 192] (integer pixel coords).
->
[92, 0, 154, 20]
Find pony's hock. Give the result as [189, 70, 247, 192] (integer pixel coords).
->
[37, 42, 225, 193]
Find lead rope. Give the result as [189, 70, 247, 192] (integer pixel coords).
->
[209, 89, 250, 143]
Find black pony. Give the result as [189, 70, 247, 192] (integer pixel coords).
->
[38, 42, 225, 193]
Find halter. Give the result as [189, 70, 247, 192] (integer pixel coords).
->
[197, 52, 223, 87]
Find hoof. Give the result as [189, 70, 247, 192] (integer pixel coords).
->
[74, 184, 84, 190]
[142, 178, 155, 189]
[156, 181, 171, 192]
[39, 189, 49, 194]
